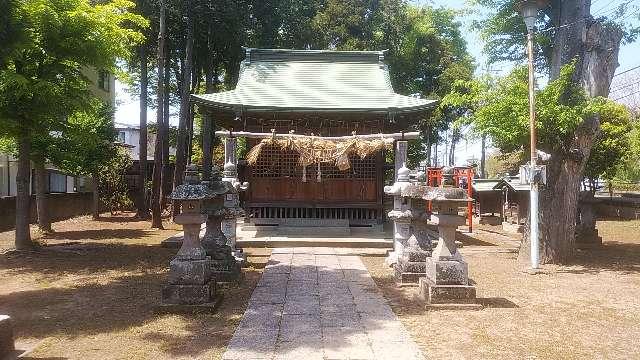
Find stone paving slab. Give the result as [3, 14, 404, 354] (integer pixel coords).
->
[223, 247, 425, 360]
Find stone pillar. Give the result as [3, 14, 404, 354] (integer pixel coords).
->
[419, 199, 478, 307]
[385, 140, 408, 267]
[161, 166, 220, 310]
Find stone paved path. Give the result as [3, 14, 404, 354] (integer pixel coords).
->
[223, 247, 425, 360]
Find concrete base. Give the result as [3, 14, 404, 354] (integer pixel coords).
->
[425, 302, 483, 311]
[212, 268, 243, 285]
[419, 278, 478, 305]
[0, 315, 14, 359]
[162, 281, 218, 305]
[394, 249, 431, 285]
[425, 258, 469, 286]
[156, 295, 224, 314]
[576, 229, 602, 249]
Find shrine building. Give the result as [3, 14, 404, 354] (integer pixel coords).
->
[191, 48, 437, 228]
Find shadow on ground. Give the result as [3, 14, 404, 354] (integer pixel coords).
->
[0, 242, 268, 359]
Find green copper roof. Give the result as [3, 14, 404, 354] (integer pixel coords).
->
[191, 48, 438, 113]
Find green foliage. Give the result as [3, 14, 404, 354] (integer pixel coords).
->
[50, 99, 119, 176]
[471, 62, 632, 181]
[615, 117, 640, 182]
[584, 98, 632, 181]
[472, 64, 586, 154]
[98, 147, 134, 213]
[0, 0, 146, 138]
[485, 150, 525, 178]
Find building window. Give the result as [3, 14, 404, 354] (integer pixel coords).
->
[117, 131, 126, 143]
[49, 172, 67, 193]
[98, 70, 111, 92]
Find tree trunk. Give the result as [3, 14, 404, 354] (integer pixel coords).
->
[172, 0, 194, 198]
[480, 134, 486, 178]
[15, 132, 33, 250]
[91, 172, 100, 220]
[136, 44, 150, 219]
[519, 0, 623, 264]
[160, 41, 171, 210]
[449, 128, 460, 166]
[202, 57, 215, 181]
[34, 159, 52, 233]
[151, 0, 166, 229]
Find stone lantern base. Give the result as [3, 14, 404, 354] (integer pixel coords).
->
[575, 226, 602, 249]
[160, 258, 223, 312]
[393, 230, 433, 285]
[418, 213, 481, 309]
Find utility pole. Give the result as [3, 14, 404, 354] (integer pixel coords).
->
[518, 0, 547, 270]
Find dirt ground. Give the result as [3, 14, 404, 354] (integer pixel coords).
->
[362, 219, 640, 360]
[2, 215, 639, 359]
[0, 213, 270, 360]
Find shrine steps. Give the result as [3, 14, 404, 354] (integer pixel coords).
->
[235, 236, 393, 249]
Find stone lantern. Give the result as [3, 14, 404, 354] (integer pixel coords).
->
[221, 137, 249, 264]
[201, 165, 242, 283]
[401, 183, 480, 308]
[161, 165, 220, 309]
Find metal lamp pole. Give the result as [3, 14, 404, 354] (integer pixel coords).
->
[519, 0, 546, 269]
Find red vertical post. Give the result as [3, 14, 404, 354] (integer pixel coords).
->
[467, 168, 473, 233]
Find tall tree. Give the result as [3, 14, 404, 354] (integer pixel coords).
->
[136, 43, 151, 219]
[475, 0, 636, 263]
[172, 0, 195, 201]
[0, 0, 145, 249]
[151, 0, 167, 229]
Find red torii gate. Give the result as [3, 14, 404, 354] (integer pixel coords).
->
[425, 166, 474, 233]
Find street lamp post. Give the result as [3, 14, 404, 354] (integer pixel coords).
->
[518, 0, 547, 269]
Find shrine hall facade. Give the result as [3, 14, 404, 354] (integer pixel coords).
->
[192, 48, 436, 227]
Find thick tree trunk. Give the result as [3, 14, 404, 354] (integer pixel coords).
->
[136, 44, 150, 219]
[519, 0, 623, 264]
[151, 1, 166, 229]
[172, 0, 194, 198]
[15, 133, 33, 250]
[34, 159, 52, 233]
[91, 172, 100, 220]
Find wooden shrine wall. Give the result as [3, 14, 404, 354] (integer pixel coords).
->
[246, 144, 382, 206]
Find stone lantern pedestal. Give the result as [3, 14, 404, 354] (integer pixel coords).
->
[160, 165, 221, 312]
[419, 199, 479, 308]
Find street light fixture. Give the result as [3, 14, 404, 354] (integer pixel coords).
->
[517, 0, 548, 270]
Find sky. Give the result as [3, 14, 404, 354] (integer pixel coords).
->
[114, 0, 640, 166]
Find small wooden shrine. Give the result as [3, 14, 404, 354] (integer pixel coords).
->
[192, 49, 437, 227]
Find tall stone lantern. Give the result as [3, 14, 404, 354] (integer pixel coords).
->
[161, 165, 220, 310]
[221, 136, 249, 264]
[201, 165, 242, 283]
[401, 183, 480, 308]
